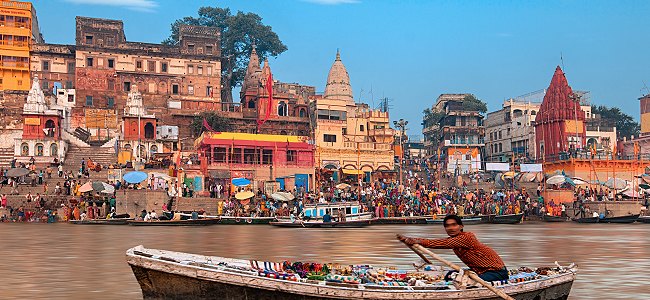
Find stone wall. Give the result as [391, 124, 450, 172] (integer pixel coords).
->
[114, 190, 219, 217]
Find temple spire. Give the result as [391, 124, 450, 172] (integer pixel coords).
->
[324, 49, 353, 102]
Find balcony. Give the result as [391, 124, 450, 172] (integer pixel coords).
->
[368, 128, 394, 137]
[0, 60, 29, 70]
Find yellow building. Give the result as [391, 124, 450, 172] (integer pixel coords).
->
[313, 51, 394, 184]
[0, 0, 42, 91]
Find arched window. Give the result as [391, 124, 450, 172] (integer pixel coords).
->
[144, 122, 155, 139]
[139, 145, 146, 158]
[123, 143, 132, 150]
[278, 101, 288, 117]
[248, 99, 256, 109]
[280, 130, 287, 135]
[21, 143, 29, 156]
[150, 145, 158, 153]
[45, 119, 56, 137]
[299, 108, 306, 118]
[50, 143, 58, 157]
[35, 143, 44, 156]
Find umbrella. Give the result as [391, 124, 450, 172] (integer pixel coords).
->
[622, 189, 641, 198]
[546, 175, 566, 185]
[642, 174, 650, 184]
[232, 177, 251, 187]
[92, 181, 115, 194]
[5, 168, 29, 177]
[235, 190, 255, 200]
[571, 177, 588, 185]
[502, 171, 516, 179]
[271, 192, 295, 202]
[123, 171, 148, 184]
[639, 183, 650, 190]
[336, 183, 351, 189]
[604, 178, 627, 190]
[150, 172, 171, 181]
[79, 182, 94, 193]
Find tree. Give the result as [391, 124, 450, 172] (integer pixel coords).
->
[591, 105, 640, 139]
[163, 7, 288, 102]
[190, 112, 233, 137]
[461, 94, 487, 113]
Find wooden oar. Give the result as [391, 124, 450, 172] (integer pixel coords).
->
[412, 244, 514, 300]
[400, 239, 514, 300]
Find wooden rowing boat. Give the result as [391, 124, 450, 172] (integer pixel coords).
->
[572, 217, 599, 223]
[127, 219, 221, 226]
[490, 214, 524, 224]
[542, 215, 569, 222]
[126, 245, 577, 300]
[637, 215, 650, 223]
[425, 217, 484, 225]
[69, 218, 133, 225]
[374, 216, 431, 224]
[600, 214, 640, 224]
[214, 216, 276, 225]
[269, 219, 372, 228]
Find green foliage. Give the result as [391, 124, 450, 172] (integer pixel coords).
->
[461, 94, 487, 113]
[164, 7, 288, 102]
[190, 112, 233, 137]
[591, 105, 640, 139]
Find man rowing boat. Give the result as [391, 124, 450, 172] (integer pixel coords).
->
[398, 215, 509, 282]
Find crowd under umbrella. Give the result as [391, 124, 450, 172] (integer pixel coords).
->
[5, 167, 30, 178]
[336, 183, 351, 189]
[92, 181, 115, 194]
[123, 171, 148, 184]
[271, 192, 295, 202]
[603, 177, 627, 190]
[231, 177, 251, 187]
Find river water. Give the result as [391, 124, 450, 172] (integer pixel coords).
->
[0, 222, 648, 299]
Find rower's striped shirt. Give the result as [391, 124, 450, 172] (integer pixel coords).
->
[419, 232, 505, 274]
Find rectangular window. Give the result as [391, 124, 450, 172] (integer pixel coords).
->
[214, 147, 227, 163]
[172, 84, 179, 95]
[65, 81, 73, 89]
[207, 66, 212, 75]
[106, 36, 115, 46]
[342, 128, 347, 135]
[187, 44, 195, 52]
[136, 60, 142, 69]
[206, 86, 213, 97]
[107, 59, 115, 68]
[188, 85, 194, 95]
[42, 79, 49, 90]
[286, 150, 297, 163]
[148, 61, 155, 72]
[360, 125, 364, 132]
[85, 35, 93, 44]
[324, 134, 337, 143]
[85, 96, 93, 106]
[161, 62, 168, 73]
[17, 80, 22, 86]
[229, 148, 242, 164]
[67, 62, 75, 73]
[243, 148, 257, 164]
[124, 81, 131, 92]
[107, 79, 114, 90]
[42, 60, 50, 71]
[107, 97, 114, 108]
[68, 95, 74, 102]
[86, 57, 93, 67]
[188, 65, 194, 74]
[206, 45, 213, 54]
[262, 149, 273, 165]
[197, 66, 203, 75]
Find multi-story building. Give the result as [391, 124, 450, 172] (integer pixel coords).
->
[423, 94, 485, 174]
[313, 51, 394, 184]
[0, 0, 42, 91]
[485, 97, 541, 163]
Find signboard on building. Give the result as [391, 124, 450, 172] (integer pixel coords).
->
[486, 162, 510, 171]
[24, 117, 40, 125]
[85, 109, 118, 129]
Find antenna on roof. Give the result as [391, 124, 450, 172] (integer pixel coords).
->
[642, 80, 650, 96]
[560, 52, 565, 71]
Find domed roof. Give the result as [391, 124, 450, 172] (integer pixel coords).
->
[324, 50, 353, 102]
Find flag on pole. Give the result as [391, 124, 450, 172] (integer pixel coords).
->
[203, 118, 215, 132]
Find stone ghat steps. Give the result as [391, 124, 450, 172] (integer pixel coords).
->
[65, 145, 117, 168]
[0, 147, 13, 167]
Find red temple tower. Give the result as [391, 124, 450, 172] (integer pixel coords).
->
[535, 66, 586, 161]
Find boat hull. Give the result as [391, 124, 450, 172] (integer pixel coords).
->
[542, 215, 569, 222]
[374, 216, 430, 224]
[69, 218, 132, 225]
[426, 217, 484, 225]
[128, 219, 221, 226]
[126, 247, 576, 300]
[572, 217, 599, 223]
[269, 219, 372, 228]
[490, 214, 524, 224]
[214, 217, 275, 225]
[638, 216, 650, 223]
[601, 214, 640, 224]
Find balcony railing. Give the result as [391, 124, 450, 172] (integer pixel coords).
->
[0, 61, 29, 69]
[368, 128, 394, 136]
[0, 40, 28, 47]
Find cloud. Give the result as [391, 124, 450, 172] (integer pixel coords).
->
[303, 0, 360, 5]
[63, 0, 158, 12]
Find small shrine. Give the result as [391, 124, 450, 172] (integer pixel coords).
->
[14, 77, 68, 164]
[120, 84, 161, 163]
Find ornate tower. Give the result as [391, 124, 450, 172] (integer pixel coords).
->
[324, 50, 353, 102]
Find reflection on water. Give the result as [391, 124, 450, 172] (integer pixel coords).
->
[0, 223, 648, 299]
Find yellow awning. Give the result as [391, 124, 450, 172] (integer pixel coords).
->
[342, 169, 364, 175]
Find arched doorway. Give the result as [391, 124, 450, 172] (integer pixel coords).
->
[277, 101, 288, 116]
[35, 143, 44, 156]
[21, 143, 29, 156]
[299, 108, 306, 118]
[50, 143, 58, 157]
[45, 119, 55, 137]
[587, 138, 597, 150]
[144, 122, 154, 139]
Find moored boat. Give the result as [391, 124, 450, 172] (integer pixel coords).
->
[126, 245, 577, 300]
[542, 215, 569, 222]
[600, 214, 640, 224]
[490, 213, 524, 224]
[182, 214, 276, 225]
[269, 219, 372, 228]
[572, 217, 599, 223]
[637, 215, 650, 223]
[426, 217, 484, 225]
[69, 218, 133, 225]
[374, 216, 430, 224]
[128, 218, 221, 226]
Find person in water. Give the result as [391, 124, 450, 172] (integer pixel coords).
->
[398, 215, 508, 282]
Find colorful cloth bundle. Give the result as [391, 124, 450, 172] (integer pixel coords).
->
[325, 274, 360, 284]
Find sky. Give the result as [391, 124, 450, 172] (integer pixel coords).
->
[32, 0, 650, 138]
